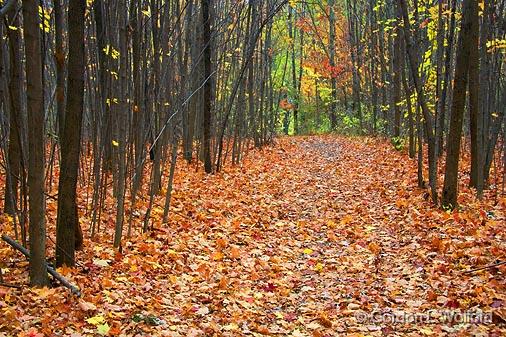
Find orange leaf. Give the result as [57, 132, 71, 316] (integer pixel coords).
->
[212, 251, 224, 261]
[218, 277, 228, 289]
[368, 242, 381, 255]
[318, 312, 333, 328]
[216, 237, 228, 249]
[230, 246, 241, 259]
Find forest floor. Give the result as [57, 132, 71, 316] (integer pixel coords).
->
[1, 136, 506, 337]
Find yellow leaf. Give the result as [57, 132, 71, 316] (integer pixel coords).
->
[223, 323, 239, 331]
[33, 287, 56, 299]
[86, 315, 106, 325]
[112, 140, 119, 147]
[8, 26, 18, 31]
[303, 248, 313, 255]
[314, 263, 324, 272]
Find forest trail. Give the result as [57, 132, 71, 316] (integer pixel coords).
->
[2, 0, 505, 334]
[2, 136, 505, 336]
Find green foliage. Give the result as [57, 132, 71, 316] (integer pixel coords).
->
[390, 136, 404, 151]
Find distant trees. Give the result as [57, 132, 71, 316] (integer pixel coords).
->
[0, 0, 504, 283]
[1, 0, 288, 270]
[341, 0, 505, 208]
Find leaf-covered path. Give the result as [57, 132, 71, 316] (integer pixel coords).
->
[2, 136, 505, 336]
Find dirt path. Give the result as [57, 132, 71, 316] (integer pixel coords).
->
[150, 136, 502, 336]
[2, 136, 504, 336]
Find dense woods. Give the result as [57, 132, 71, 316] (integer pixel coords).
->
[0, 0, 505, 335]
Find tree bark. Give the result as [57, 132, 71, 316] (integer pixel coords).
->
[4, 5, 23, 216]
[442, 0, 479, 209]
[201, 0, 213, 173]
[468, 0, 483, 197]
[398, 0, 438, 203]
[22, 0, 49, 286]
[328, 0, 338, 130]
[56, 0, 86, 267]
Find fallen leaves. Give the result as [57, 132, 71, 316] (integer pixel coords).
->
[85, 314, 106, 325]
[211, 250, 224, 261]
[0, 136, 505, 336]
[92, 259, 110, 268]
[230, 246, 241, 259]
[78, 300, 97, 312]
[303, 248, 314, 255]
[367, 241, 381, 255]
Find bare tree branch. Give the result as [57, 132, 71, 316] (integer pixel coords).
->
[0, 0, 16, 18]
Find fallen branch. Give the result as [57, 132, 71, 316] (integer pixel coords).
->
[463, 261, 506, 274]
[1, 234, 81, 296]
[0, 282, 22, 289]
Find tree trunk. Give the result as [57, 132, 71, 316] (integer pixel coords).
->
[56, 0, 86, 267]
[468, 0, 483, 197]
[328, 0, 338, 130]
[4, 6, 23, 216]
[392, 7, 402, 138]
[113, 0, 129, 247]
[22, 0, 49, 286]
[398, 0, 438, 204]
[442, 0, 479, 209]
[55, 0, 65, 143]
[201, 0, 213, 173]
[436, 0, 458, 157]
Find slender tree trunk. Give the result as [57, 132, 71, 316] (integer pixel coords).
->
[55, 0, 65, 142]
[113, 0, 129, 247]
[442, 0, 479, 209]
[398, 0, 438, 203]
[4, 6, 23, 216]
[475, 0, 492, 187]
[201, 0, 213, 173]
[392, 7, 402, 138]
[22, 0, 49, 286]
[434, 0, 444, 157]
[56, 0, 86, 267]
[468, 0, 483, 197]
[402, 52, 415, 159]
[437, 0, 457, 156]
[328, 0, 338, 130]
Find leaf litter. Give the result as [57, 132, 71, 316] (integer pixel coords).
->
[0, 136, 505, 336]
